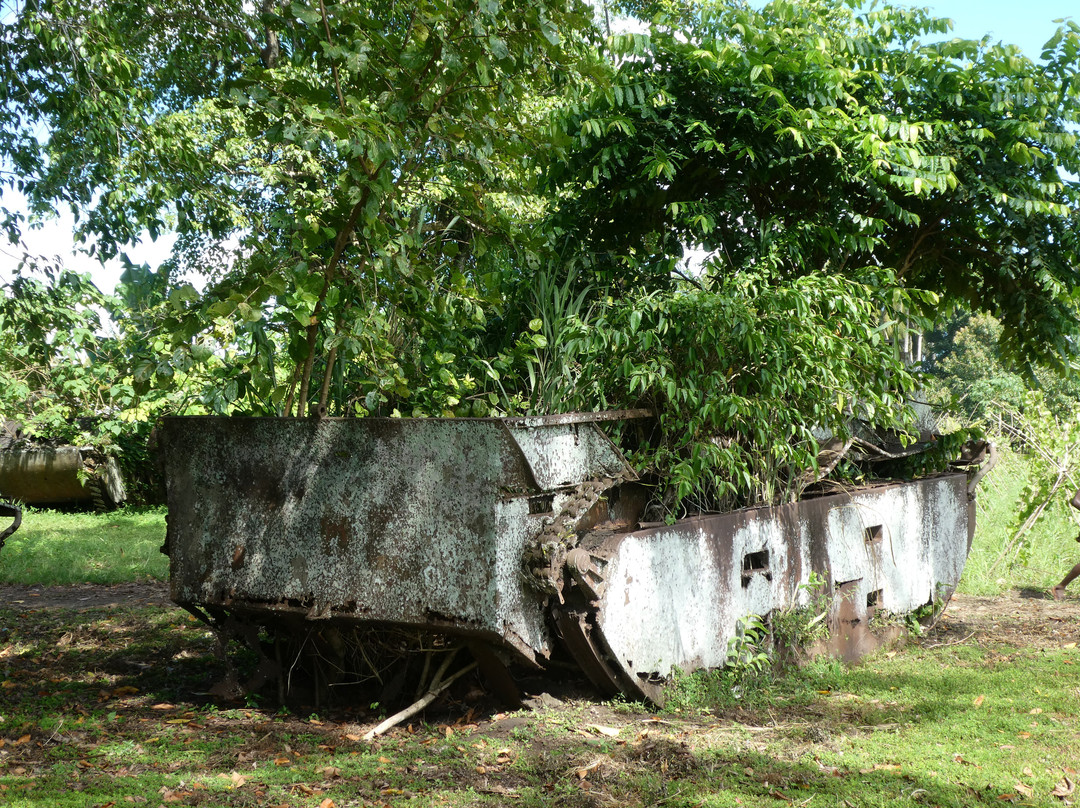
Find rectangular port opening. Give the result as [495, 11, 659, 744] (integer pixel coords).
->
[866, 588, 882, 609]
[528, 494, 555, 515]
[741, 549, 771, 585]
[864, 524, 883, 545]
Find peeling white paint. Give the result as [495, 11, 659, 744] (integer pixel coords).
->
[596, 477, 971, 681]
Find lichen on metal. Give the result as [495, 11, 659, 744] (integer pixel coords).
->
[588, 476, 972, 701]
[161, 416, 635, 668]
[159, 413, 982, 705]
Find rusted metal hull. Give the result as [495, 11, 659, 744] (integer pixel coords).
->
[159, 416, 974, 705]
[160, 415, 636, 667]
[564, 476, 973, 702]
[0, 447, 126, 509]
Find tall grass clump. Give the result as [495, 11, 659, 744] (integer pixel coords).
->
[960, 440, 1080, 596]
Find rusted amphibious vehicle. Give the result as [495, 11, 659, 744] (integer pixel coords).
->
[0, 422, 127, 512]
[159, 412, 985, 705]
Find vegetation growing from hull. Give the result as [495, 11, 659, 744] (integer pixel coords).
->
[564, 270, 934, 511]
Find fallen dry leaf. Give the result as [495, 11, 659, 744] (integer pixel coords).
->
[319, 800, 336, 808]
[587, 724, 621, 738]
[216, 771, 247, 788]
[1015, 783, 1034, 798]
[1052, 775, 1075, 799]
[577, 759, 603, 780]
[973, 695, 985, 708]
[1030, 708, 1043, 715]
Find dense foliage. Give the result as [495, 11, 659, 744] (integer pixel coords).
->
[2, 0, 596, 419]
[0, 264, 114, 442]
[923, 312, 1080, 423]
[3, 0, 1080, 513]
[566, 270, 931, 511]
[546, 0, 1080, 371]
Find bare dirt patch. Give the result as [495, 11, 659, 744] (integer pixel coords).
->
[0, 580, 170, 610]
[5, 580, 1078, 649]
[928, 589, 1080, 649]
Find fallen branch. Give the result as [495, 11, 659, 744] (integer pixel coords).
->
[924, 631, 976, 649]
[362, 658, 478, 741]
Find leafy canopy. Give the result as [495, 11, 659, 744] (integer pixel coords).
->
[547, 0, 1080, 371]
[4, 0, 1080, 512]
[1, 0, 596, 417]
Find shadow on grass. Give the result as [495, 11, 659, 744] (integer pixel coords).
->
[1, 603, 1075, 808]
[1017, 586, 1054, 600]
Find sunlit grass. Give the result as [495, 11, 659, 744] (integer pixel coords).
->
[0, 507, 167, 585]
[1, 600, 1078, 808]
[960, 446, 1080, 596]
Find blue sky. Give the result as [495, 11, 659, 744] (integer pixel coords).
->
[920, 0, 1077, 59]
[3, 0, 1078, 295]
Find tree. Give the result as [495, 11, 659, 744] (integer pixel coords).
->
[4, 0, 1080, 514]
[0, 261, 114, 440]
[528, 0, 1080, 509]
[1, 0, 596, 416]
[545, 0, 1080, 371]
[922, 312, 1080, 423]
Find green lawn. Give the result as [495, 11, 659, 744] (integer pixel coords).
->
[0, 507, 168, 585]
[0, 598, 1076, 807]
[960, 447, 1080, 597]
